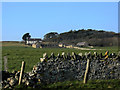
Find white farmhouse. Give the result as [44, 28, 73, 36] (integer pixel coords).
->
[26, 38, 42, 45]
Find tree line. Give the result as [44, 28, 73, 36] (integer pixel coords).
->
[43, 29, 120, 47]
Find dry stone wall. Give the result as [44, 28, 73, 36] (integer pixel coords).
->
[1, 51, 120, 89]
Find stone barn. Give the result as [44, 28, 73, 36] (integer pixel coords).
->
[76, 42, 88, 47]
[32, 42, 59, 48]
[32, 43, 42, 48]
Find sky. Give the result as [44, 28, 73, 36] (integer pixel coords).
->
[2, 2, 118, 41]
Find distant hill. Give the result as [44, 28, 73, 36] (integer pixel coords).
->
[43, 29, 119, 47]
[1, 41, 26, 47]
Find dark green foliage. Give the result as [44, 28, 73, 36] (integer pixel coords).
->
[43, 29, 120, 46]
[44, 32, 58, 41]
[22, 33, 31, 44]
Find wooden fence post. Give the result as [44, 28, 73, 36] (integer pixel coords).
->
[83, 59, 90, 84]
[18, 61, 25, 85]
[4, 56, 8, 71]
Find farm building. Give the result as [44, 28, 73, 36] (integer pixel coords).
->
[58, 43, 65, 48]
[32, 43, 42, 48]
[65, 45, 73, 48]
[41, 42, 59, 48]
[76, 42, 88, 47]
[26, 38, 42, 45]
[31, 42, 59, 48]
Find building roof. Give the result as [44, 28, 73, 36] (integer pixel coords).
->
[28, 38, 42, 41]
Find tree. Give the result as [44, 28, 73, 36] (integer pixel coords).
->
[22, 33, 31, 44]
[43, 32, 58, 40]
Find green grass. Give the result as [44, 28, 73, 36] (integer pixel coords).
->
[46, 79, 120, 89]
[14, 79, 120, 89]
[2, 44, 119, 72]
[1, 42, 120, 89]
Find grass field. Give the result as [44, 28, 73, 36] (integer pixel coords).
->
[14, 79, 120, 89]
[1, 41, 119, 72]
[1, 41, 120, 89]
[37, 79, 120, 89]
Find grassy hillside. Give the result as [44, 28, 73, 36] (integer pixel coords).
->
[1, 41, 120, 89]
[2, 41, 119, 72]
[1, 41, 26, 46]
